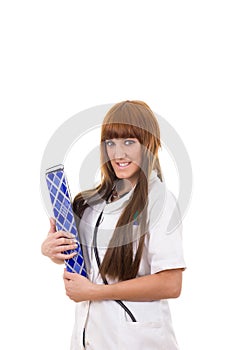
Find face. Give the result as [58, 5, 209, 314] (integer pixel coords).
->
[105, 138, 142, 186]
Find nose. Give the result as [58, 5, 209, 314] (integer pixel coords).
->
[114, 143, 126, 159]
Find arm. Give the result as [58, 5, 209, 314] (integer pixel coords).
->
[41, 218, 78, 264]
[98, 269, 183, 301]
[63, 268, 183, 303]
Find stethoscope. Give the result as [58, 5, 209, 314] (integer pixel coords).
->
[92, 200, 137, 323]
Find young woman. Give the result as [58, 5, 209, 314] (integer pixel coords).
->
[41, 100, 186, 350]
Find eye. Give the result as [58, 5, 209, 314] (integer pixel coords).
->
[124, 139, 136, 146]
[105, 140, 115, 147]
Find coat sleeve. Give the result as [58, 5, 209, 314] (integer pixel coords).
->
[147, 189, 187, 274]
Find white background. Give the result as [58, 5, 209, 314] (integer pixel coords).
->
[1, 1, 232, 349]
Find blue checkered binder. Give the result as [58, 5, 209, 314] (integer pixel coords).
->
[45, 165, 87, 276]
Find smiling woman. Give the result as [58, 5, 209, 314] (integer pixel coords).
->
[105, 138, 142, 186]
[41, 100, 186, 350]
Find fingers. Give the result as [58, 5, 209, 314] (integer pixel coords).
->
[56, 251, 78, 260]
[63, 269, 84, 281]
[49, 217, 56, 233]
[63, 269, 74, 280]
[49, 237, 79, 259]
[55, 241, 78, 253]
[54, 231, 77, 240]
[53, 235, 78, 252]
[42, 226, 78, 261]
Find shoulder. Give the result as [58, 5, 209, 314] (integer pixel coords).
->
[148, 170, 167, 210]
[148, 171, 181, 232]
[148, 170, 177, 206]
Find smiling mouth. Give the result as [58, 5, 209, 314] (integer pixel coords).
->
[115, 162, 131, 168]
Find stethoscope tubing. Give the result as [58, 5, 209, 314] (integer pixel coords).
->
[93, 210, 137, 323]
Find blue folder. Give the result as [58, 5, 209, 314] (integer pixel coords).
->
[45, 164, 87, 277]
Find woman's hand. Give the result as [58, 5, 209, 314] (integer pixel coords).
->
[41, 218, 78, 264]
[63, 270, 98, 302]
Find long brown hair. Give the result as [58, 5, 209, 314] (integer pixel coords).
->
[73, 100, 162, 281]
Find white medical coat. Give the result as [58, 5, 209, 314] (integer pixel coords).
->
[70, 171, 186, 350]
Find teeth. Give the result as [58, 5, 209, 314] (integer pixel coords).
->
[118, 162, 129, 167]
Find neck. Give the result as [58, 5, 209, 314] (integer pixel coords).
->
[115, 179, 134, 196]
[108, 179, 134, 203]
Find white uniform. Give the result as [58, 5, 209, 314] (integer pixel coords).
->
[70, 171, 186, 350]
